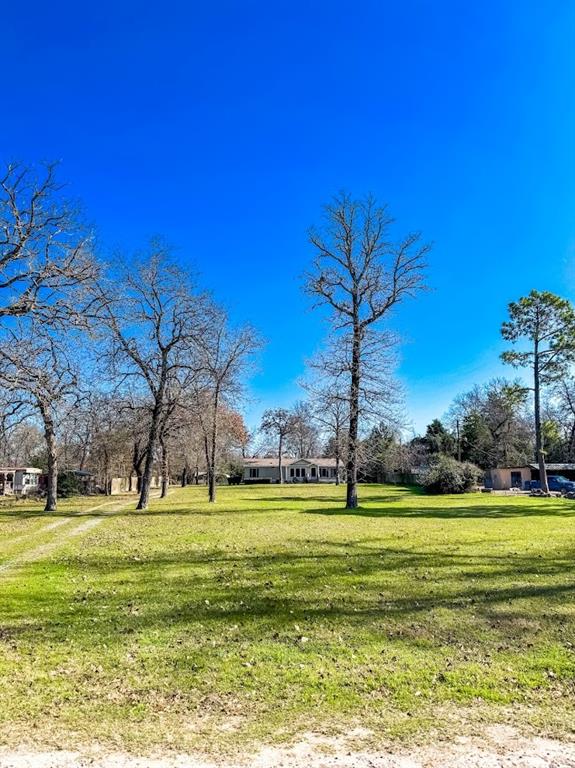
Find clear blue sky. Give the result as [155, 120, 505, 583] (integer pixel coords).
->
[3, 1, 575, 435]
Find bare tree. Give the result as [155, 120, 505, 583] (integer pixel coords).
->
[302, 380, 348, 485]
[106, 392, 152, 493]
[286, 401, 321, 458]
[304, 333, 400, 487]
[306, 193, 429, 508]
[0, 325, 83, 511]
[158, 408, 175, 498]
[58, 400, 94, 471]
[260, 408, 297, 484]
[0, 161, 100, 505]
[85, 395, 135, 494]
[193, 312, 260, 502]
[95, 247, 209, 509]
[156, 378, 190, 498]
[71, 391, 150, 492]
[0, 419, 43, 467]
[160, 399, 201, 487]
[445, 378, 532, 470]
[0, 162, 97, 323]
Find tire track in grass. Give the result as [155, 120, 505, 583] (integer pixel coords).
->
[0, 496, 155, 576]
[5, 500, 122, 549]
[7, 517, 70, 546]
[0, 518, 106, 574]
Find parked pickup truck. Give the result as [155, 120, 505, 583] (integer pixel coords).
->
[530, 475, 575, 493]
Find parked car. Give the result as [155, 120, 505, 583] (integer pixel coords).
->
[530, 475, 575, 493]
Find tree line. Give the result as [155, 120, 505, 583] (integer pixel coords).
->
[5, 162, 569, 509]
[0, 169, 430, 513]
[0, 162, 260, 511]
[361, 292, 575, 494]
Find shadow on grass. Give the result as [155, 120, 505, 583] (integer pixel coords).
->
[2, 483, 573, 523]
[9, 558, 575, 657]
[306, 501, 575, 519]
[10, 539, 575, 643]
[0, 501, 139, 520]
[5, 501, 574, 521]
[246, 486, 423, 505]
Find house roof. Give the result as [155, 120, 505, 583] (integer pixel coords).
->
[244, 457, 338, 468]
[0, 467, 42, 473]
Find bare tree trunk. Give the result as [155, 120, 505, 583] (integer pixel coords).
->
[79, 436, 89, 472]
[534, 350, 549, 493]
[40, 405, 58, 513]
[138, 401, 161, 510]
[131, 441, 145, 494]
[181, 462, 189, 487]
[138, 447, 154, 508]
[62, 434, 69, 470]
[103, 447, 111, 496]
[45, 442, 58, 512]
[208, 389, 220, 503]
[202, 432, 211, 489]
[278, 433, 284, 484]
[160, 437, 169, 498]
[335, 424, 341, 486]
[208, 464, 216, 501]
[346, 322, 361, 509]
[137, 357, 169, 510]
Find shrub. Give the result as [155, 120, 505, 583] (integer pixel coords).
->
[422, 455, 483, 494]
[57, 471, 82, 498]
[226, 460, 244, 485]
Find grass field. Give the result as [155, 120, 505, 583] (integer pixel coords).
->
[1, 484, 575, 756]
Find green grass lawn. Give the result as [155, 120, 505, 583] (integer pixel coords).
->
[1, 483, 575, 755]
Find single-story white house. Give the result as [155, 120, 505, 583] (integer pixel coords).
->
[0, 467, 42, 496]
[243, 457, 343, 484]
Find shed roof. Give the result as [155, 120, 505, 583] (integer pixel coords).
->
[492, 464, 575, 472]
[528, 463, 575, 471]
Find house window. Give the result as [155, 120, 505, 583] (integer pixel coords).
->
[310, 467, 316, 477]
[290, 468, 295, 477]
[249, 468, 259, 479]
[320, 467, 328, 478]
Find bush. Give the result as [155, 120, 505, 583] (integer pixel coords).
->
[226, 460, 244, 485]
[57, 471, 82, 498]
[422, 455, 483, 494]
